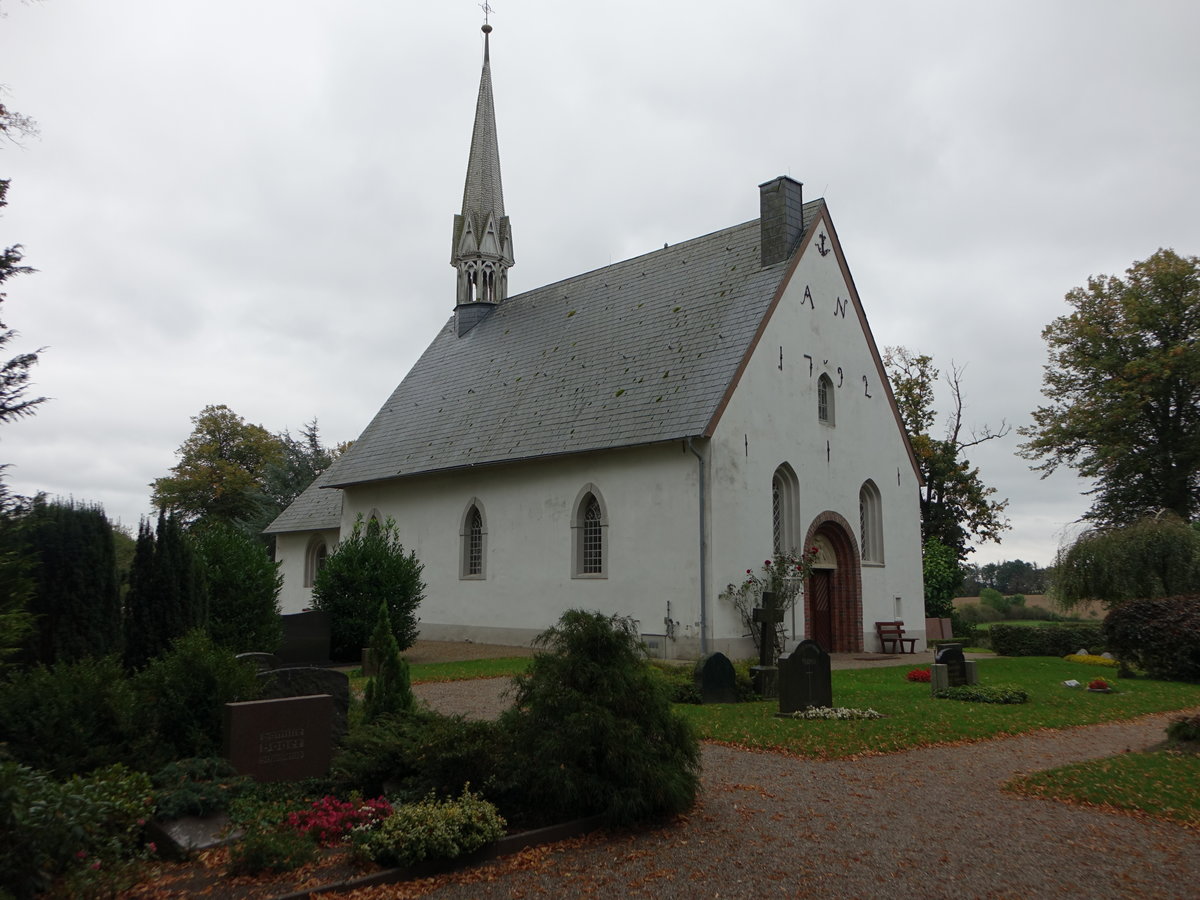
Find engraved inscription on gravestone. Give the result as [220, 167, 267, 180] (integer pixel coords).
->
[224, 693, 334, 783]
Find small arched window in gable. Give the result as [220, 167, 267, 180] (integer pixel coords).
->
[460, 499, 487, 579]
[818, 373, 835, 425]
[859, 479, 884, 564]
[304, 536, 328, 588]
[571, 485, 608, 578]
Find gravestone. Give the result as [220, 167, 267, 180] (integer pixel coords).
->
[693, 652, 739, 704]
[777, 639, 832, 714]
[934, 643, 968, 686]
[258, 667, 350, 742]
[277, 611, 332, 665]
[750, 591, 785, 698]
[224, 694, 334, 783]
[235, 652, 279, 672]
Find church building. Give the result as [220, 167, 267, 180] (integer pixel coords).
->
[266, 24, 926, 658]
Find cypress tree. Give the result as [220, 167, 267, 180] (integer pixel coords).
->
[23, 497, 120, 665]
[361, 598, 414, 723]
[124, 512, 208, 670]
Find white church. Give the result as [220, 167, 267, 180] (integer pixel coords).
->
[266, 24, 926, 658]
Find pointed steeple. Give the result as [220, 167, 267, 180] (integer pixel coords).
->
[452, 22, 513, 327]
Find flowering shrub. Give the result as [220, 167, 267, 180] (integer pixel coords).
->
[906, 668, 931, 683]
[285, 795, 392, 846]
[1087, 678, 1110, 691]
[788, 706, 883, 720]
[1063, 653, 1119, 668]
[719, 548, 821, 661]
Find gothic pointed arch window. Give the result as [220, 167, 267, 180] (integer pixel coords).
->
[859, 479, 884, 564]
[304, 535, 328, 588]
[459, 498, 487, 579]
[818, 373, 835, 425]
[772, 464, 800, 554]
[571, 484, 608, 578]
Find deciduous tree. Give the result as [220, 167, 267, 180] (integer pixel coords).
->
[884, 347, 1010, 559]
[1019, 249, 1200, 524]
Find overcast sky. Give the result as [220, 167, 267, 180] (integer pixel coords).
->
[2, 0, 1198, 568]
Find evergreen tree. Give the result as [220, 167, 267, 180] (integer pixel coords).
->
[193, 521, 282, 652]
[361, 598, 414, 723]
[22, 497, 120, 665]
[124, 512, 207, 669]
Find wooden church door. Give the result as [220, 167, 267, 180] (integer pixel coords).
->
[810, 569, 833, 650]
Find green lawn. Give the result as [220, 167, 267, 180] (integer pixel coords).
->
[1005, 747, 1200, 827]
[674, 657, 1200, 759]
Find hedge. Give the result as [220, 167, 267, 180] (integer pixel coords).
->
[988, 624, 1105, 658]
[1104, 595, 1200, 682]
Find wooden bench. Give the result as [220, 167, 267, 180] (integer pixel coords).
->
[875, 621, 917, 654]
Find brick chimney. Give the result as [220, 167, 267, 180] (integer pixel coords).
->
[759, 176, 804, 267]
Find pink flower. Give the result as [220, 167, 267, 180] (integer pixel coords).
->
[91, 861, 101, 871]
[76, 850, 88, 860]
[147, 842, 158, 855]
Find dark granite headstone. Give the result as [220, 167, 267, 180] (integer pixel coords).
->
[778, 639, 832, 714]
[224, 693, 334, 783]
[934, 643, 968, 687]
[693, 652, 739, 704]
[257, 666, 350, 741]
[277, 611, 331, 665]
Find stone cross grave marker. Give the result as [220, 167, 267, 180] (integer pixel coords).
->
[778, 639, 832, 715]
[224, 693, 334, 783]
[693, 651, 739, 704]
[750, 590, 785, 698]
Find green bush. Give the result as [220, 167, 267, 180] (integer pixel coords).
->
[979, 587, 1011, 617]
[353, 788, 505, 869]
[228, 827, 316, 876]
[1022, 604, 1063, 622]
[988, 623, 1105, 658]
[361, 599, 415, 723]
[934, 684, 1029, 704]
[500, 610, 701, 827]
[193, 522, 282, 654]
[1166, 713, 1200, 742]
[152, 757, 250, 820]
[0, 762, 153, 898]
[132, 630, 261, 768]
[1104, 594, 1200, 682]
[312, 517, 425, 660]
[0, 655, 141, 776]
[956, 602, 1002, 625]
[333, 710, 509, 804]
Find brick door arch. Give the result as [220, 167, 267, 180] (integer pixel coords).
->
[802, 512, 863, 653]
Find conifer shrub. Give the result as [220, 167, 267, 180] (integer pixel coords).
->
[228, 827, 317, 876]
[193, 522, 282, 653]
[0, 655, 141, 776]
[500, 610, 701, 826]
[361, 599, 414, 723]
[311, 517, 425, 660]
[934, 684, 1029, 704]
[131, 630, 261, 768]
[1104, 594, 1200, 682]
[151, 758, 250, 821]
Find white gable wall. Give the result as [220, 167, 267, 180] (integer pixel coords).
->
[337, 443, 711, 654]
[707, 224, 925, 651]
[275, 528, 341, 614]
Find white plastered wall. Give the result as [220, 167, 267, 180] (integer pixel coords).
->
[274, 528, 342, 615]
[337, 443, 711, 656]
[708, 222, 925, 651]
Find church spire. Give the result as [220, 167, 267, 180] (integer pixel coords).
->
[452, 21, 513, 320]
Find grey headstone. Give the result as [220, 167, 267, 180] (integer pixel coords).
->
[693, 652, 739, 704]
[224, 694, 334, 783]
[931, 664, 950, 694]
[778, 639, 832, 714]
[145, 813, 241, 860]
[934, 644, 968, 687]
[278, 611, 332, 665]
[258, 666, 350, 741]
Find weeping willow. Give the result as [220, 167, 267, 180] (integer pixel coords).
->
[1053, 516, 1200, 608]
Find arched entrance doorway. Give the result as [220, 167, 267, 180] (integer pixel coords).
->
[802, 513, 864, 653]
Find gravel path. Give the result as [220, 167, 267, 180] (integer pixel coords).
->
[406, 667, 1200, 900]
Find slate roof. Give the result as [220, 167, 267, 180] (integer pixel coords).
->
[263, 470, 342, 533]
[318, 201, 822, 490]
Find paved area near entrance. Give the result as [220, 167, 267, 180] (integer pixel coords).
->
[402, 642, 1200, 899]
